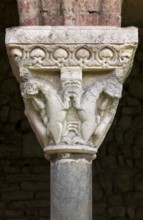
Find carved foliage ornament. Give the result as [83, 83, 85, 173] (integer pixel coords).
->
[6, 27, 138, 157]
[9, 44, 135, 70]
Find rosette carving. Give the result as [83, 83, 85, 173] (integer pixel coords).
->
[30, 47, 46, 65]
[98, 47, 115, 65]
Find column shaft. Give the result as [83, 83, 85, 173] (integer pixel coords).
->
[17, 0, 42, 25]
[50, 155, 92, 220]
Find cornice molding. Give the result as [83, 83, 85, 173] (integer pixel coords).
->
[6, 26, 138, 44]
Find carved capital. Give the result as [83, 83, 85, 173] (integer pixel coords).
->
[6, 26, 138, 158]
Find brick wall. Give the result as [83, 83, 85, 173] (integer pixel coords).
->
[0, 0, 143, 219]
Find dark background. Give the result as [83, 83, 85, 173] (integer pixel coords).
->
[0, 0, 143, 219]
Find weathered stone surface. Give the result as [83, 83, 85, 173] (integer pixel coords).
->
[108, 207, 126, 217]
[21, 181, 50, 191]
[21, 120, 31, 132]
[6, 26, 138, 159]
[122, 106, 142, 115]
[40, 208, 50, 217]
[99, 0, 122, 26]
[113, 171, 134, 193]
[41, 0, 64, 25]
[63, 0, 100, 25]
[8, 200, 50, 209]
[17, 0, 122, 26]
[134, 131, 143, 145]
[6, 26, 138, 44]
[25, 208, 39, 217]
[4, 209, 24, 218]
[102, 155, 118, 169]
[17, 0, 42, 25]
[118, 144, 132, 159]
[126, 207, 135, 219]
[114, 127, 124, 144]
[93, 203, 106, 215]
[0, 94, 9, 106]
[126, 96, 140, 106]
[0, 78, 18, 94]
[0, 182, 19, 192]
[125, 192, 143, 206]
[136, 207, 143, 218]
[99, 173, 113, 195]
[0, 144, 21, 159]
[36, 192, 50, 200]
[93, 189, 103, 201]
[6, 174, 49, 183]
[0, 106, 9, 123]
[135, 174, 143, 191]
[0, 56, 10, 73]
[118, 116, 132, 130]
[108, 195, 123, 206]
[9, 109, 21, 124]
[124, 129, 135, 145]
[51, 156, 92, 220]
[129, 76, 143, 99]
[1, 191, 34, 201]
[32, 165, 50, 174]
[22, 132, 43, 158]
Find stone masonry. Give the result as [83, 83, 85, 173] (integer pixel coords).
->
[17, 0, 122, 26]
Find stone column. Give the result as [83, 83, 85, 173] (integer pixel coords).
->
[6, 22, 137, 220]
[50, 154, 93, 220]
[40, 0, 64, 25]
[99, 0, 122, 26]
[17, 0, 122, 26]
[17, 0, 42, 25]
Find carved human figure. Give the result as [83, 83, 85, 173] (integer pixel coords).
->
[21, 73, 122, 148]
[61, 73, 122, 147]
[77, 75, 123, 146]
[21, 78, 68, 145]
[94, 95, 119, 148]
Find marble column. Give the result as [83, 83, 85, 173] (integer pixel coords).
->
[50, 154, 93, 220]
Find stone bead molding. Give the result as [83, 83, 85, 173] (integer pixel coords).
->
[6, 26, 138, 158]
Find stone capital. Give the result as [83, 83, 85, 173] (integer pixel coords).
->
[6, 26, 138, 158]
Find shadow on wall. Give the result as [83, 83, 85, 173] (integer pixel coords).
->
[122, 0, 143, 27]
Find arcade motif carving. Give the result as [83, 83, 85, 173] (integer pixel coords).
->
[9, 44, 136, 69]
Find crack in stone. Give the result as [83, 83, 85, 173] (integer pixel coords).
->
[88, 11, 99, 14]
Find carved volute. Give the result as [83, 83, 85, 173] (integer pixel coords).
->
[6, 26, 138, 159]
